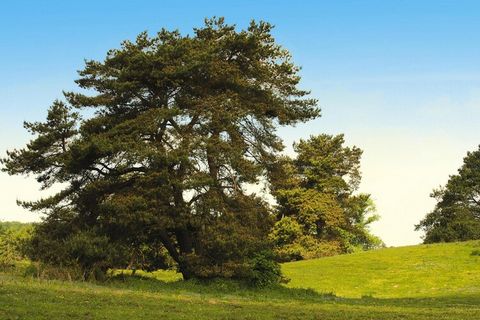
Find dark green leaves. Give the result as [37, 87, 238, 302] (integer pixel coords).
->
[416, 146, 480, 243]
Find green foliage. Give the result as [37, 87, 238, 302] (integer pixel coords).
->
[0, 222, 32, 269]
[416, 146, 480, 243]
[248, 251, 283, 287]
[185, 195, 275, 281]
[269, 216, 303, 247]
[269, 217, 343, 261]
[294, 134, 362, 193]
[1, 18, 319, 280]
[65, 231, 123, 280]
[23, 213, 132, 280]
[269, 134, 383, 261]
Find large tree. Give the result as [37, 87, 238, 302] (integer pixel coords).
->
[1, 18, 319, 280]
[416, 146, 480, 243]
[268, 134, 382, 261]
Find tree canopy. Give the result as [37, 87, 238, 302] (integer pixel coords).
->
[268, 134, 383, 261]
[416, 146, 480, 243]
[1, 18, 319, 281]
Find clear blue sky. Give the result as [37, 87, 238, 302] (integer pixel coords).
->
[1, 0, 480, 246]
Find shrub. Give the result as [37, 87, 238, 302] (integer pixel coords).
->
[248, 251, 283, 288]
[27, 223, 130, 281]
[65, 231, 121, 280]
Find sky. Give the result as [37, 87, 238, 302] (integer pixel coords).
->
[1, 0, 480, 246]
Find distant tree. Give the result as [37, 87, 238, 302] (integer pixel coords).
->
[416, 146, 480, 243]
[1, 18, 319, 281]
[268, 134, 383, 261]
[0, 222, 33, 269]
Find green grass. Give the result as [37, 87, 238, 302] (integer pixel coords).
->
[1, 241, 480, 319]
[283, 240, 480, 298]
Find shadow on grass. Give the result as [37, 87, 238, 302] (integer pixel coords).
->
[103, 272, 334, 301]
[100, 273, 480, 309]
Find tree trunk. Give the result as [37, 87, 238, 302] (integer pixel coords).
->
[158, 228, 195, 280]
[178, 261, 194, 280]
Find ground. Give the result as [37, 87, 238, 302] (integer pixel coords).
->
[1, 241, 480, 319]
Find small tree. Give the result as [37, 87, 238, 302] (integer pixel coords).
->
[269, 134, 382, 260]
[416, 146, 480, 243]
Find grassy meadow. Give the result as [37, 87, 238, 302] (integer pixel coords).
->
[1, 241, 480, 319]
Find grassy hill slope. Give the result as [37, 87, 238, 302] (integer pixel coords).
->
[283, 240, 480, 298]
[1, 241, 480, 319]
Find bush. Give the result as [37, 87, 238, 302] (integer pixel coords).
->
[248, 251, 283, 288]
[65, 231, 121, 280]
[27, 223, 130, 281]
